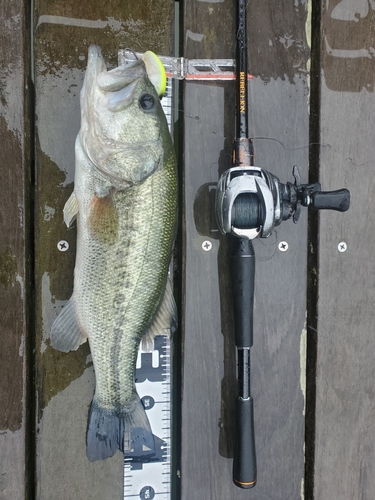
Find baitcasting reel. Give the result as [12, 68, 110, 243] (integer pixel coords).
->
[216, 165, 350, 240]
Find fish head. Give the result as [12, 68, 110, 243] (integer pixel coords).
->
[80, 46, 168, 188]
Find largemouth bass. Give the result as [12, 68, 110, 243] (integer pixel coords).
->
[50, 46, 178, 462]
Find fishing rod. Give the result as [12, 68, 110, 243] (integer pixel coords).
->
[215, 0, 350, 489]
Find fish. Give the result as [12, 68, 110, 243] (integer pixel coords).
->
[50, 45, 178, 462]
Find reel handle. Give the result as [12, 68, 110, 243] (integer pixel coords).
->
[308, 188, 350, 212]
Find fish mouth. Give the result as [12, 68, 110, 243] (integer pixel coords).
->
[84, 46, 147, 91]
[97, 59, 146, 93]
[100, 79, 140, 113]
[82, 46, 149, 115]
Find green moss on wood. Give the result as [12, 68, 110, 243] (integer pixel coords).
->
[0, 248, 17, 289]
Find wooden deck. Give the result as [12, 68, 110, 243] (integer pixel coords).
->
[1, 0, 375, 499]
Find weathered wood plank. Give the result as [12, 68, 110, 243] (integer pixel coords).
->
[182, 1, 310, 498]
[33, 1, 175, 498]
[313, 2, 375, 499]
[0, 0, 31, 498]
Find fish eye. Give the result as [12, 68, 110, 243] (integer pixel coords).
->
[139, 93, 155, 111]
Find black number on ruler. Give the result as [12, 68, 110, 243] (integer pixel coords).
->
[136, 336, 166, 383]
[141, 396, 155, 410]
[139, 486, 155, 499]
[130, 435, 167, 471]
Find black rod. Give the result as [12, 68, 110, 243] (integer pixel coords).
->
[233, 0, 254, 168]
[230, 0, 257, 488]
[236, 0, 248, 139]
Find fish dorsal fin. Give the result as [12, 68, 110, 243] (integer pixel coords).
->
[50, 297, 87, 352]
[63, 192, 79, 228]
[141, 278, 177, 352]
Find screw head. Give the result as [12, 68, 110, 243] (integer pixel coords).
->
[202, 240, 212, 252]
[278, 241, 289, 252]
[338, 242, 347, 252]
[57, 240, 69, 252]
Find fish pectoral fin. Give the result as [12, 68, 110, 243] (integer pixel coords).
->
[141, 278, 177, 351]
[88, 191, 118, 244]
[63, 192, 79, 228]
[50, 297, 87, 352]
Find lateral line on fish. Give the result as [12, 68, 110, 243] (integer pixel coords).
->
[122, 175, 156, 320]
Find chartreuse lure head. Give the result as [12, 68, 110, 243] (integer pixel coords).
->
[142, 51, 167, 98]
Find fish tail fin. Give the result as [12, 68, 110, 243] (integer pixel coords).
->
[86, 395, 155, 462]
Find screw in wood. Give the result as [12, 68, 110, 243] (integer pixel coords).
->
[338, 242, 347, 252]
[57, 240, 69, 252]
[278, 241, 289, 252]
[202, 240, 212, 251]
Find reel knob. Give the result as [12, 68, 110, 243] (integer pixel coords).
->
[308, 189, 350, 212]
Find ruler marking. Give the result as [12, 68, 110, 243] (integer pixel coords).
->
[121, 50, 174, 500]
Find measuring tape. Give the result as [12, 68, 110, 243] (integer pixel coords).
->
[124, 335, 172, 500]
[118, 51, 174, 500]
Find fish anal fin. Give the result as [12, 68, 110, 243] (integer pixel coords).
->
[50, 297, 87, 352]
[63, 192, 79, 228]
[141, 278, 177, 351]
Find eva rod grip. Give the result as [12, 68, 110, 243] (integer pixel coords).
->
[229, 237, 255, 348]
[310, 189, 350, 212]
[233, 397, 257, 488]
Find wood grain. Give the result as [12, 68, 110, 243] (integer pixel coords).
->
[313, 1, 375, 499]
[181, 1, 310, 498]
[0, 0, 31, 498]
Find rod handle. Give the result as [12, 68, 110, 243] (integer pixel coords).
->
[233, 397, 257, 488]
[229, 237, 255, 348]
